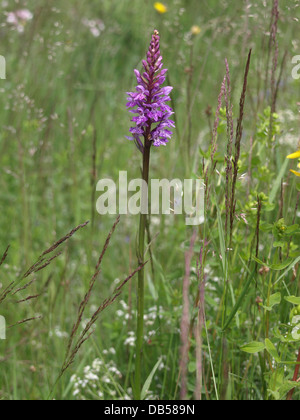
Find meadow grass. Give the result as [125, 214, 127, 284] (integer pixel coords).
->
[0, 0, 299, 400]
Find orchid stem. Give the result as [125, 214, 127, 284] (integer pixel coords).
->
[135, 142, 151, 400]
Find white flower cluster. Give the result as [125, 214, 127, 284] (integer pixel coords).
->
[115, 300, 133, 326]
[144, 306, 164, 326]
[49, 326, 68, 339]
[70, 356, 124, 400]
[121, 305, 167, 347]
[124, 331, 135, 347]
[82, 18, 105, 38]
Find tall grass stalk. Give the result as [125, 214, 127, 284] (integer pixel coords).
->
[179, 230, 197, 399]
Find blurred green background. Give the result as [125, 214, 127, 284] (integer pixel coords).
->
[0, 0, 299, 400]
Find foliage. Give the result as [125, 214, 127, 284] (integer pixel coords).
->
[0, 0, 299, 401]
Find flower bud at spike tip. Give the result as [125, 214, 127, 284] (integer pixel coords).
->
[126, 30, 175, 151]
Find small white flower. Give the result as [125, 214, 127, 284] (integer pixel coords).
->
[85, 372, 99, 382]
[120, 300, 129, 310]
[124, 336, 135, 347]
[92, 358, 103, 371]
[82, 18, 105, 37]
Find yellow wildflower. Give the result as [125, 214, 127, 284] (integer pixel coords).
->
[287, 150, 300, 159]
[154, 2, 167, 14]
[191, 25, 201, 36]
[287, 150, 300, 177]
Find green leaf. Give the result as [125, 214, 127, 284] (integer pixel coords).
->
[269, 292, 281, 307]
[278, 381, 300, 399]
[216, 203, 227, 276]
[275, 256, 300, 285]
[262, 292, 281, 311]
[188, 361, 196, 373]
[273, 241, 285, 248]
[268, 390, 280, 400]
[252, 258, 293, 272]
[252, 256, 266, 266]
[260, 222, 274, 232]
[147, 273, 158, 301]
[265, 339, 280, 363]
[264, 203, 276, 212]
[269, 260, 293, 271]
[269, 158, 289, 203]
[141, 357, 162, 400]
[267, 367, 285, 392]
[285, 224, 299, 235]
[240, 341, 266, 354]
[273, 327, 289, 343]
[206, 294, 219, 308]
[284, 296, 300, 305]
[222, 268, 256, 332]
[199, 147, 211, 159]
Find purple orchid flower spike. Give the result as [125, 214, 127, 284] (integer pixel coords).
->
[126, 30, 175, 152]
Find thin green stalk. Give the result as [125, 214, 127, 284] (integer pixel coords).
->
[265, 272, 274, 339]
[134, 143, 151, 400]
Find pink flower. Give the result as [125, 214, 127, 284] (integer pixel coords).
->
[6, 9, 33, 33]
[6, 13, 18, 25]
[16, 9, 33, 21]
